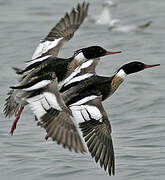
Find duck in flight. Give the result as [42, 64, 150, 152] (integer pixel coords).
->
[27, 58, 159, 175]
[4, 2, 121, 153]
[4, 2, 89, 137]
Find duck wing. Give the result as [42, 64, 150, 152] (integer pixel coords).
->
[14, 2, 89, 77]
[29, 2, 89, 63]
[69, 95, 115, 175]
[27, 78, 86, 153]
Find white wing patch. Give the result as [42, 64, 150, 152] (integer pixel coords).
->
[71, 108, 88, 123]
[26, 55, 51, 67]
[23, 80, 52, 91]
[27, 95, 47, 119]
[40, 96, 51, 111]
[70, 105, 102, 123]
[44, 92, 62, 111]
[63, 60, 94, 86]
[27, 92, 62, 119]
[32, 38, 63, 59]
[62, 67, 80, 85]
[81, 59, 93, 69]
[69, 95, 102, 123]
[65, 73, 93, 86]
[84, 105, 102, 120]
[70, 95, 98, 106]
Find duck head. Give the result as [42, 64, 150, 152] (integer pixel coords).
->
[73, 46, 121, 62]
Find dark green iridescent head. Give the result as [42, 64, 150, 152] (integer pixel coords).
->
[73, 46, 121, 60]
[118, 61, 160, 75]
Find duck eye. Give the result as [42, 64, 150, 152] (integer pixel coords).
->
[99, 49, 104, 53]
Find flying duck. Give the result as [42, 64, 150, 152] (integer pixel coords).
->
[29, 59, 159, 175]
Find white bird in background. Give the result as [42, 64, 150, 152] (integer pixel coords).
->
[108, 19, 152, 33]
[88, 0, 152, 33]
[87, 0, 117, 25]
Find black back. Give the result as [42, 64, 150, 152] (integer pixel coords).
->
[25, 56, 73, 83]
[60, 75, 113, 106]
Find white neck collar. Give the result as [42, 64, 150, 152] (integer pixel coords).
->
[116, 69, 127, 80]
[74, 52, 86, 62]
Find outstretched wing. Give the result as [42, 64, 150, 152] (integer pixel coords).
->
[27, 79, 86, 153]
[14, 2, 89, 76]
[40, 109, 86, 153]
[69, 95, 115, 175]
[29, 2, 89, 64]
[4, 2, 89, 120]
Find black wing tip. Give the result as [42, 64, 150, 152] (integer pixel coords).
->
[44, 1, 89, 41]
[10, 86, 17, 89]
[10, 85, 24, 89]
[12, 67, 24, 74]
[79, 120, 115, 176]
[76, 1, 90, 8]
[47, 132, 86, 154]
[40, 109, 86, 153]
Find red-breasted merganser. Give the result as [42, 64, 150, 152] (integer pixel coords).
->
[5, 47, 120, 152]
[4, 2, 89, 136]
[3, 2, 121, 152]
[29, 60, 159, 175]
[7, 46, 120, 133]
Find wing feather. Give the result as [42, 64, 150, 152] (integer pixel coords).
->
[32, 2, 89, 59]
[27, 79, 86, 153]
[70, 95, 115, 175]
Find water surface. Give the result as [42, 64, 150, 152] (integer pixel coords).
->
[0, 0, 165, 179]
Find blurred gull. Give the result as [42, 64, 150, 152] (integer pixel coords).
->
[87, 0, 152, 33]
[87, 0, 117, 25]
[108, 19, 152, 33]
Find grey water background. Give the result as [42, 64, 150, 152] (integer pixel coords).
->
[0, 0, 164, 179]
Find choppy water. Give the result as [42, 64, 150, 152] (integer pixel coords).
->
[0, 0, 165, 179]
